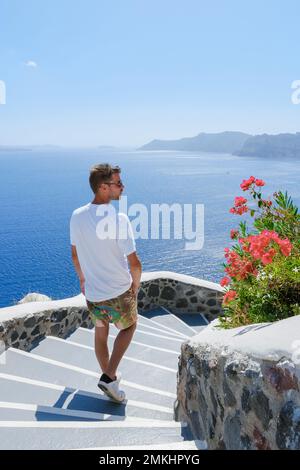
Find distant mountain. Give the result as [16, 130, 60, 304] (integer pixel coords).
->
[97, 146, 117, 151]
[236, 133, 300, 158]
[0, 146, 32, 152]
[139, 131, 251, 154]
[0, 145, 62, 152]
[32, 145, 62, 149]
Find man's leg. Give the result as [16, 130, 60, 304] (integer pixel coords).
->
[94, 321, 110, 373]
[105, 322, 137, 380]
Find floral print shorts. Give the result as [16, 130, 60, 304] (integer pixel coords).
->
[86, 286, 137, 330]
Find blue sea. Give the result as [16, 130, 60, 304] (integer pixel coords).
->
[0, 149, 299, 308]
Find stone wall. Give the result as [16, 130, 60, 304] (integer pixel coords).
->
[138, 271, 224, 322]
[175, 316, 300, 450]
[0, 304, 93, 352]
[0, 271, 224, 352]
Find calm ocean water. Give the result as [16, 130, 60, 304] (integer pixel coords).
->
[0, 149, 299, 308]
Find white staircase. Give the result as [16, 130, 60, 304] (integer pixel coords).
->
[0, 307, 207, 450]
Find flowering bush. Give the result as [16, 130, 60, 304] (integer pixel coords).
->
[219, 176, 300, 328]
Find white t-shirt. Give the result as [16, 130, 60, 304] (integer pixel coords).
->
[70, 202, 136, 302]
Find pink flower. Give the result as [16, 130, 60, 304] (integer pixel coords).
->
[262, 199, 272, 207]
[224, 248, 231, 261]
[261, 250, 276, 265]
[255, 179, 265, 187]
[223, 248, 257, 280]
[223, 290, 237, 305]
[236, 205, 248, 215]
[240, 176, 256, 191]
[235, 231, 292, 265]
[220, 277, 231, 287]
[230, 205, 248, 215]
[230, 229, 239, 239]
[278, 239, 293, 257]
[234, 196, 248, 207]
[252, 250, 262, 260]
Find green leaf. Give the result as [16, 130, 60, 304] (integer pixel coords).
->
[239, 221, 248, 237]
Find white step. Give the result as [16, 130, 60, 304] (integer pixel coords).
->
[140, 307, 206, 337]
[0, 306, 201, 449]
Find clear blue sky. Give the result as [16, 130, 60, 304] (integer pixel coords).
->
[0, 0, 299, 147]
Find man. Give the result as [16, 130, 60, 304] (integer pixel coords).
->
[70, 163, 142, 403]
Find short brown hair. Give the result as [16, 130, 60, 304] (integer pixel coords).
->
[89, 163, 121, 194]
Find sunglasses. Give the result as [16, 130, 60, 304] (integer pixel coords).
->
[106, 180, 124, 188]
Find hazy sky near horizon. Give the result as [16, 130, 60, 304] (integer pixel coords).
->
[0, 0, 300, 147]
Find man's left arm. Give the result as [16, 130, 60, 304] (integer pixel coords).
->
[127, 251, 142, 296]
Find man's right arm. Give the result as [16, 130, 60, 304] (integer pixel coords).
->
[127, 252, 142, 297]
[71, 245, 85, 295]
